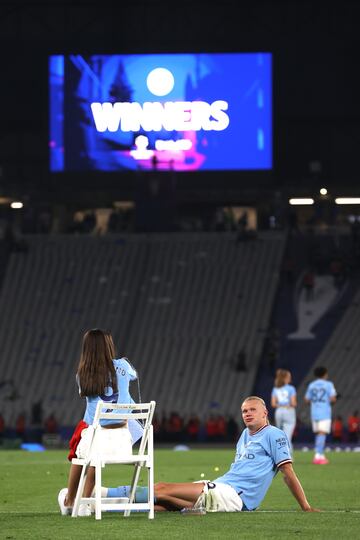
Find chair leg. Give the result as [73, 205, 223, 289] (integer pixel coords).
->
[72, 463, 88, 518]
[148, 427, 154, 519]
[95, 460, 102, 520]
[148, 463, 154, 519]
[124, 464, 141, 517]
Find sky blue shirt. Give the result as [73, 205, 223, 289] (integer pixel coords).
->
[271, 384, 296, 406]
[81, 358, 137, 425]
[305, 378, 336, 421]
[214, 424, 292, 510]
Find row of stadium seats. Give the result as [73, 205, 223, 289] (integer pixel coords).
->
[297, 286, 360, 422]
[0, 232, 286, 428]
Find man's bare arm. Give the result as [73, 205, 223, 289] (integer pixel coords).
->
[279, 462, 320, 512]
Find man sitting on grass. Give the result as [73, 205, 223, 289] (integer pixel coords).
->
[105, 396, 319, 513]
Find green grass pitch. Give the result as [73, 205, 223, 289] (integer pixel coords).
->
[0, 448, 359, 539]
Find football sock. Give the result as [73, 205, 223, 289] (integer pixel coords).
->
[108, 485, 130, 498]
[315, 434, 326, 455]
[108, 485, 153, 503]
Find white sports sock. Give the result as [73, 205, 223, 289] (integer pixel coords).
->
[91, 486, 108, 498]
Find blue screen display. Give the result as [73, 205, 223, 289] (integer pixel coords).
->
[49, 53, 272, 172]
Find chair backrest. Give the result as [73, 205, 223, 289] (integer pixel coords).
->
[92, 401, 156, 453]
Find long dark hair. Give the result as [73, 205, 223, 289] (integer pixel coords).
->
[77, 328, 118, 397]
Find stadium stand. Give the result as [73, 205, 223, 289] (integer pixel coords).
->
[0, 232, 285, 432]
[296, 286, 360, 424]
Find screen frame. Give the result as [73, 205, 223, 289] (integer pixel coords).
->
[48, 51, 273, 176]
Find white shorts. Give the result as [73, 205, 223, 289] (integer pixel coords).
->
[312, 419, 331, 434]
[193, 481, 243, 512]
[76, 425, 133, 465]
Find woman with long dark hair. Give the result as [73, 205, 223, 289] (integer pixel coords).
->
[58, 328, 139, 516]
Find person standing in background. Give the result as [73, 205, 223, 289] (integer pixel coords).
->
[331, 415, 344, 443]
[305, 366, 337, 465]
[271, 369, 297, 454]
[347, 410, 360, 443]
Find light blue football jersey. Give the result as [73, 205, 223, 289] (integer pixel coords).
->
[271, 384, 296, 406]
[214, 424, 292, 510]
[305, 378, 336, 421]
[81, 358, 137, 425]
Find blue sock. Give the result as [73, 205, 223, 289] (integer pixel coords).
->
[134, 487, 150, 503]
[315, 434, 326, 455]
[108, 485, 130, 498]
[107, 485, 152, 503]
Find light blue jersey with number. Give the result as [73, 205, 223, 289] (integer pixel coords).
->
[305, 378, 336, 421]
[271, 384, 296, 406]
[214, 424, 292, 510]
[81, 358, 137, 425]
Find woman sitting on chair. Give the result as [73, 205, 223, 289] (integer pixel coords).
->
[58, 328, 140, 516]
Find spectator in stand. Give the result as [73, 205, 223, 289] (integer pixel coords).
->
[283, 256, 295, 286]
[160, 413, 169, 442]
[16, 413, 26, 441]
[215, 414, 227, 442]
[152, 414, 161, 440]
[205, 414, 218, 442]
[347, 411, 360, 443]
[330, 258, 344, 289]
[303, 269, 315, 301]
[224, 207, 237, 231]
[167, 412, 183, 442]
[288, 209, 299, 234]
[186, 414, 201, 442]
[351, 219, 360, 252]
[265, 326, 280, 374]
[44, 413, 59, 434]
[235, 210, 249, 242]
[234, 348, 247, 372]
[83, 211, 96, 233]
[331, 415, 344, 443]
[226, 416, 239, 443]
[31, 400, 43, 426]
[107, 210, 119, 233]
[214, 208, 226, 231]
[0, 413, 5, 441]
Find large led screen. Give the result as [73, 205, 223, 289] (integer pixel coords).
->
[49, 53, 272, 172]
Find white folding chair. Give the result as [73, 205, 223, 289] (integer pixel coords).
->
[71, 400, 156, 520]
